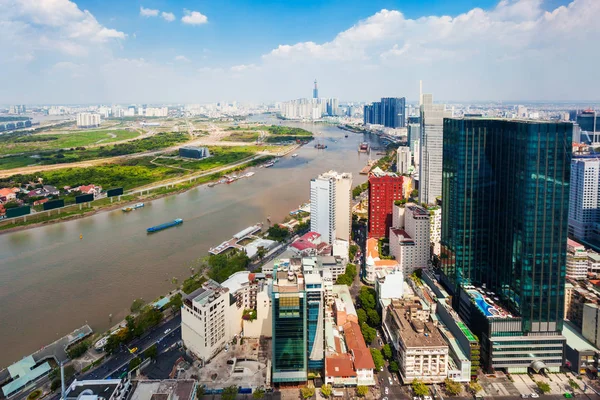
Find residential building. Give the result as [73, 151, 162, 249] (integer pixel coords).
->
[364, 97, 406, 128]
[589, 252, 600, 276]
[582, 303, 600, 349]
[272, 262, 308, 383]
[375, 268, 405, 315]
[569, 157, 600, 243]
[179, 146, 211, 159]
[76, 184, 102, 197]
[368, 168, 404, 238]
[365, 238, 399, 284]
[0, 187, 17, 203]
[290, 231, 322, 256]
[389, 204, 430, 275]
[383, 299, 449, 384]
[429, 206, 442, 256]
[577, 110, 599, 138]
[567, 239, 589, 279]
[396, 146, 411, 175]
[76, 112, 101, 128]
[343, 321, 376, 385]
[441, 118, 572, 373]
[64, 379, 131, 400]
[243, 280, 272, 338]
[310, 171, 352, 244]
[419, 94, 450, 205]
[407, 123, 420, 155]
[181, 279, 242, 363]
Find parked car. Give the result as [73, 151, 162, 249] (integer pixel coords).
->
[521, 395, 529, 399]
[530, 394, 540, 399]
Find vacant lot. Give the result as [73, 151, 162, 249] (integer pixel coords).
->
[0, 129, 140, 154]
[221, 131, 260, 142]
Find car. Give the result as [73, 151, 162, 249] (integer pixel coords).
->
[424, 396, 432, 400]
[380, 366, 384, 372]
[129, 347, 138, 354]
[164, 328, 171, 334]
[388, 377, 393, 385]
[521, 395, 529, 398]
[530, 394, 540, 399]
[413, 397, 420, 400]
[385, 387, 389, 395]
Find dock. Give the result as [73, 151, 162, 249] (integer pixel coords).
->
[360, 165, 372, 175]
[209, 223, 263, 255]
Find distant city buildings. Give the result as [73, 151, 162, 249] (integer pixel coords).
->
[569, 157, 600, 243]
[8, 105, 26, 115]
[441, 117, 572, 373]
[419, 93, 450, 205]
[396, 146, 410, 175]
[363, 97, 406, 128]
[76, 112, 101, 128]
[310, 171, 352, 244]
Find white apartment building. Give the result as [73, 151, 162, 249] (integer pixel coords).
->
[589, 252, 600, 275]
[429, 207, 442, 256]
[419, 94, 451, 205]
[396, 146, 411, 175]
[567, 238, 589, 279]
[281, 98, 326, 120]
[310, 171, 352, 244]
[389, 204, 430, 275]
[569, 158, 600, 242]
[384, 300, 448, 384]
[365, 238, 399, 284]
[582, 303, 600, 348]
[181, 279, 243, 362]
[76, 112, 101, 128]
[143, 107, 169, 117]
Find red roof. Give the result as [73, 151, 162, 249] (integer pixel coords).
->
[343, 321, 375, 370]
[0, 188, 15, 197]
[301, 231, 321, 242]
[291, 239, 316, 251]
[325, 355, 356, 378]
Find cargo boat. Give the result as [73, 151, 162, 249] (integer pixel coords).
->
[122, 203, 144, 212]
[147, 218, 183, 233]
[264, 161, 275, 168]
[359, 142, 370, 152]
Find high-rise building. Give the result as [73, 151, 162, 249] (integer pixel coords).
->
[76, 112, 101, 128]
[313, 79, 319, 99]
[419, 94, 451, 205]
[396, 146, 411, 175]
[368, 168, 404, 238]
[381, 97, 406, 128]
[272, 263, 308, 384]
[577, 110, 599, 134]
[566, 238, 588, 280]
[440, 118, 572, 373]
[569, 157, 600, 242]
[389, 204, 430, 275]
[326, 98, 339, 116]
[407, 123, 420, 155]
[310, 171, 352, 244]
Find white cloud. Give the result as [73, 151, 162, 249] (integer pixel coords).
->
[230, 64, 258, 72]
[175, 55, 190, 62]
[162, 12, 175, 22]
[140, 6, 159, 18]
[182, 10, 208, 25]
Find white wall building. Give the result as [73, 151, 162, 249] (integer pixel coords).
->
[582, 303, 600, 348]
[396, 146, 411, 175]
[143, 107, 169, 117]
[567, 238, 589, 280]
[569, 158, 600, 242]
[310, 171, 352, 244]
[419, 94, 451, 205]
[76, 112, 101, 128]
[389, 204, 430, 275]
[429, 207, 442, 256]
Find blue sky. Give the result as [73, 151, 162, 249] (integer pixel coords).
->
[1, 0, 597, 104]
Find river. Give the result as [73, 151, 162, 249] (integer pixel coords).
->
[0, 116, 386, 367]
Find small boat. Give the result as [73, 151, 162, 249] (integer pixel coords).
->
[122, 203, 144, 212]
[122, 207, 133, 212]
[147, 218, 183, 233]
[133, 203, 144, 209]
[292, 153, 298, 158]
[264, 161, 275, 168]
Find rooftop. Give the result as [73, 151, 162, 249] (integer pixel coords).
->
[332, 285, 357, 318]
[462, 284, 514, 319]
[2, 356, 51, 397]
[64, 379, 123, 400]
[129, 380, 196, 400]
[563, 321, 600, 354]
[325, 354, 357, 378]
[343, 321, 375, 370]
[188, 280, 228, 307]
[220, 271, 251, 294]
[389, 306, 447, 348]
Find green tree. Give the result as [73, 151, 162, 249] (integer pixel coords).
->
[444, 378, 462, 396]
[412, 379, 429, 397]
[389, 360, 399, 373]
[252, 388, 265, 399]
[196, 385, 205, 399]
[143, 344, 158, 359]
[345, 263, 357, 279]
[361, 322, 376, 344]
[221, 385, 239, 400]
[358, 286, 376, 310]
[569, 378, 580, 391]
[130, 298, 145, 313]
[129, 357, 142, 371]
[382, 344, 392, 360]
[167, 293, 183, 312]
[67, 340, 90, 359]
[300, 387, 315, 399]
[469, 381, 482, 394]
[267, 224, 290, 242]
[349, 245, 359, 260]
[27, 389, 42, 400]
[367, 309, 381, 327]
[356, 385, 369, 397]
[357, 308, 368, 325]
[370, 348, 385, 370]
[336, 274, 353, 286]
[256, 246, 267, 260]
[321, 384, 332, 398]
[536, 381, 551, 394]
[51, 379, 61, 391]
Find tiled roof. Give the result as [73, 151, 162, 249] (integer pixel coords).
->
[301, 231, 321, 241]
[325, 355, 356, 378]
[291, 240, 316, 251]
[343, 321, 375, 370]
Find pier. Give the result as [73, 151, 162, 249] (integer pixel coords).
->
[209, 223, 263, 255]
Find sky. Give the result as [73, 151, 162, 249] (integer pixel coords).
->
[0, 0, 598, 104]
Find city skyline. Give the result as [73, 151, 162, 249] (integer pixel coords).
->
[2, 0, 599, 104]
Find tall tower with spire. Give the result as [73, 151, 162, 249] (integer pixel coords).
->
[313, 79, 318, 99]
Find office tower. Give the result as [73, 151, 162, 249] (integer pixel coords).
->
[313, 79, 319, 99]
[419, 94, 450, 205]
[310, 171, 352, 244]
[441, 118, 572, 373]
[407, 123, 419, 154]
[326, 98, 339, 116]
[76, 112, 101, 128]
[272, 263, 307, 383]
[368, 168, 404, 238]
[396, 146, 411, 175]
[363, 105, 372, 125]
[577, 110, 600, 142]
[381, 97, 406, 128]
[568, 157, 600, 242]
[305, 272, 325, 370]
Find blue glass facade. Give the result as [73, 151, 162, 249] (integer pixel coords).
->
[441, 118, 572, 332]
[306, 286, 324, 370]
[272, 290, 307, 383]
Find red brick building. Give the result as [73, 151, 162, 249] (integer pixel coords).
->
[368, 169, 404, 238]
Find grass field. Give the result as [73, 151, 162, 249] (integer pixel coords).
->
[221, 131, 260, 142]
[0, 129, 140, 154]
[0, 155, 39, 169]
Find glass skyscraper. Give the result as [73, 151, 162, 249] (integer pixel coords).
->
[440, 118, 572, 373]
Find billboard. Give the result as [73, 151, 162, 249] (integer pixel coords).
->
[43, 199, 64, 210]
[107, 187, 124, 197]
[6, 206, 31, 218]
[75, 193, 94, 204]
